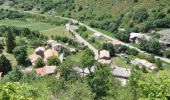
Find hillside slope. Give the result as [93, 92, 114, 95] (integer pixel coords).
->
[2, 0, 170, 32]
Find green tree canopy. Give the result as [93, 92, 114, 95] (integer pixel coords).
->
[13, 46, 27, 65]
[0, 54, 12, 75]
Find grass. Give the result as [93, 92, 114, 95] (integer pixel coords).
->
[66, 51, 84, 64]
[2, 50, 17, 66]
[40, 26, 73, 38]
[112, 56, 133, 68]
[95, 28, 116, 38]
[0, 19, 56, 31]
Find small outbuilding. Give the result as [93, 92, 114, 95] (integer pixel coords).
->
[99, 50, 110, 59]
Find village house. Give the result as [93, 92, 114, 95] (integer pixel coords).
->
[131, 58, 157, 71]
[130, 32, 150, 43]
[24, 66, 56, 76]
[44, 49, 59, 63]
[51, 42, 62, 52]
[98, 50, 111, 65]
[112, 67, 131, 86]
[99, 50, 110, 59]
[35, 47, 45, 58]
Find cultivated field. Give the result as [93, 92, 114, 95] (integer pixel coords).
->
[0, 19, 56, 31]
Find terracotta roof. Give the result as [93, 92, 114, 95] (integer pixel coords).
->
[112, 39, 121, 45]
[44, 49, 58, 59]
[35, 67, 46, 76]
[24, 66, 56, 76]
[99, 50, 110, 59]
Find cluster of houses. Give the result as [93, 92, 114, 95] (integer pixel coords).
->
[25, 40, 64, 76]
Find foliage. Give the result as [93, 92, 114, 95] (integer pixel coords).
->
[126, 48, 139, 56]
[56, 60, 78, 81]
[34, 58, 45, 68]
[2, 66, 24, 82]
[47, 56, 60, 66]
[155, 58, 162, 70]
[13, 46, 27, 65]
[60, 82, 95, 100]
[0, 54, 12, 75]
[87, 63, 116, 99]
[0, 82, 39, 100]
[101, 43, 115, 57]
[165, 50, 170, 58]
[115, 31, 130, 43]
[6, 30, 16, 53]
[138, 75, 170, 99]
[132, 9, 149, 23]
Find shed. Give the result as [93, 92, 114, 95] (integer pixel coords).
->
[99, 50, 110, 59]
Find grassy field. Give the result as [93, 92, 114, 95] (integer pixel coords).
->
[41, 26, 73, 38]
[66, 51, 84, 65]
[0, 19, 56, 31]
[112, 56, 133, 68]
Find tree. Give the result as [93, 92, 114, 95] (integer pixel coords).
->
[129, 68, 140, 100]
[0, 82, 40, 100]
[165, 50, 170, 58]
[60, 82, 95, 100]
[6, 30, 16, 53]
[156, 58, 162, 70]
[80, 55, 95, 75]
[138, 75, 170, 99]
[126, 48, 139, 56]
[13, 46, 27, 65]
[56, 60, 78, 81]
[0, 54, 12, 75]
[3, 66, 24, 82]
[101, 43, 115, 57]
[87, 63, 115, 99]
[47, 56, 60, 66]
[34, 58, 45, 68]
[115, 31, 130, 43]
[147, 39, 162, 55]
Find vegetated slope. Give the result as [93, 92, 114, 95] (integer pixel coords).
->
[2, 0, 170, 32]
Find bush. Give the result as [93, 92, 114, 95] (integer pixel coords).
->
[165, 50, 170, 58]
[34, 58, 45, 68]
[126, 48, 139, 56]
[47, 56, 60, 66]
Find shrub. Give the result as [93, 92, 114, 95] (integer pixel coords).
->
[34, 58, 45, 68]
[126, 48, 139, 56]
[47, 56, 60, 66]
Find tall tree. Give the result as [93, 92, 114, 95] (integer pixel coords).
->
[0, 54, 12, 75]
[13, 46, 27, 65]
[6, 30, 16, 53]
